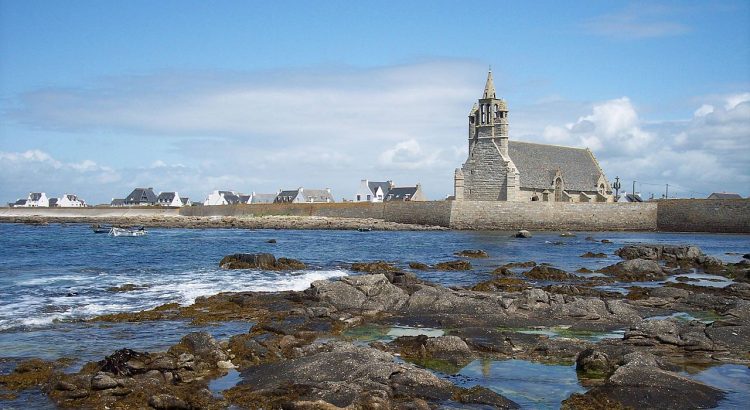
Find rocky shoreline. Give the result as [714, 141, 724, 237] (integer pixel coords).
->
[0, 215, 447, 231]
[1, 244, 749, 408]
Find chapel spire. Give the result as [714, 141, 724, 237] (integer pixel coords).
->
[483, 68, 496, 99]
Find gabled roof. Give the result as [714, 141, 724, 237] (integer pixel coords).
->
[110, 198, 126, 206]
[157, 192, 176, 202]
[29, 193, 43, 201]
[239, 195, 251, 203]
[13, 199, 27, 206]
[222, 192, 241, 204]
[708, 192, 742, 199]
[276, 189, 301, 202]
[49, 198, 58, 206]
[180, 197, 189, 203]
[508, 141, 604, 192]
[65, 194, 78, 201]
[125, 188, 157, 203]
[302, 189, 335, 202]
[385, 186, 418, 201]
[251, 193, 277, 204]
[367, 181, 392, 197]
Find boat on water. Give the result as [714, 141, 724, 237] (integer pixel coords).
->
[91, 224, 111, 234]
[108, 226, 147, 237]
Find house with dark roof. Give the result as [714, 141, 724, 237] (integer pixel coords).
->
[22, 192, 50, 207]
[707, 192, 742, 199]
[384, 184, 427, 202]
[110, 198, 126, 207]
[48, 198, 59, 207]
[156, 192, 185, 207]
[354, 180, 394, 202]
[250, 192, 277, 204]
[124, 188, 157, 206]
[617, 192, 643, 202]
[455, 70, 613, 202]
[274, 188, 335, 203]
[10, 199, 28, 207]
[203, 190, 243, 206]
[58, 194, 85, 207]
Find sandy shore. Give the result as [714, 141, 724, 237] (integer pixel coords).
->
[0, 214, 447, 231]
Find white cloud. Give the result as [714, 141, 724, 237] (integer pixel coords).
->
[583, 4, 690, 39]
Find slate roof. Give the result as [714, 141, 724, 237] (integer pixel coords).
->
[275, 190, 301, 203]
[29, 193, 43, 201]
[303, 189, 335, 203]
[49, 198, 58, 207]
[13, 199, 27, 206]
[157, 192, 176, 203]
[368, 181, 392, 197]
[110, 198, 126, 206]
[65, 194, 79, 201]
[125, 188, 157, 204]
[508, 141, 605, 192]
[251, 193, 277, 204]
[707, 192, 742, 199]
[180, 197, 190, 204]
[385, 187, 418, 201]
[222, 192, 241, 204]
[239, 195, 251, 204]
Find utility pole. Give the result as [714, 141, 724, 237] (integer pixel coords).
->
[632, 180, 636, 200]
[665, 184, 669, 199]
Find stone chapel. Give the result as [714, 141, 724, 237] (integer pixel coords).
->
[454, 70, 613, 202]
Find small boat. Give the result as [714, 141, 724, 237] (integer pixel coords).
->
[109, 226, 147, 237]
[92, 224, 111, 234]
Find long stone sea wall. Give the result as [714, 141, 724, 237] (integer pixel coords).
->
[2, 198, 748, 232]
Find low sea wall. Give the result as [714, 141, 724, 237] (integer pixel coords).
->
[179, 202, 385, 219]
[657, 199, 750, 233]
[449, 201, 657, 231]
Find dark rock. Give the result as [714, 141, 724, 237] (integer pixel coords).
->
[351, 261, 401, 274]
[55, 380, 78, 391]
[170, 332, 227, 364]
[454, 385, 520, 408]
[455, 249, 489, 258]
[585, 236, 596, 241]
[434, 260, 472, 271]
[575, 348, 611, 377]
[0, 359, 54, 391]
[219, 253, 305, 270]
[409, 262, 430, 270]
[491, 266, 512, 275]
[472, 277, 529, 292]
[524, 265, 570, 280]
[560, 232, 576, 237]
[266, 239, 277, 243]
[98, 348, 150, 376]
[501, 261, 537, 269]
[90, 372, 118, 390]
[107, 283, 147, 292]
[148, 393, 189, 410]
[601, 239, 613, 244]
[576, 267, 593, 273]
[581, 252, 607, 258]
[744, 253, 750, 260]
[514, 230, 532, 238]
[598, 259, 665, 281]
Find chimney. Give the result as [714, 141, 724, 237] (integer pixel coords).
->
[326, 188, 331, 193]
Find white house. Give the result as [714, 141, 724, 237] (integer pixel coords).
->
[58, 194, 86, 207]
[616, 191, 643, 202]
[274, 188, 335, 203]
[156, 192, 184, 207]
[21, 192, 50, 207]
[354, 180, 394, 202]
[204, 190, 242, 206]
[250, 192, 277, 204]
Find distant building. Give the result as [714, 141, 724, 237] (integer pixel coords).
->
[58, 194, 86, 208]
[124, 188, 157, 206]
[384, 184, 427, 202]
[156, 192, 185, 207]
[25, 192, 50, 207]
[274, 188, 335, 203]
[239, 194, 252, 204]
[707, 192, 742, 199]
[454, 70, 613, 202]
[10, 199, 28, 207]
[250, 192, 277, 204]
[180, 197, 192, 206]
[617, 192, 643, 202]
[204, 190, 242, 206]
[354, 180, 394, 202]
[49, 198, 59, 207]
[110, 198, 126, 207]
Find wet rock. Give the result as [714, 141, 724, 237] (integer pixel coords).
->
[524, 265, 571, 280]
[576, 267, 593, 273]
[55, 380, 78, 391]
[219, 253, 306, 270]
[560, 232, 576, 237]
[575, 348, 611, 377]
[266, 239, 277, 243]
[455, 249, 489, 258]
[307, 274, 408, 313]
[107, 283, 148, 292]
[454, 385, 520, 408]
[624, 318, 719, 352]
[615, 244, 725, 273]
[601, 239, 612, 244]
[351, 261, 401, 274]
[491, 266, 512, 275]
[98, 348, 150, 376]
[148, 393, 189, 410]
[472, 277, 529, 292]
[744, 253, 750, 260]
[514, 230, 532, 238]
[408, 262, 430, 270]
[501, 261, 537, 269]
[434, 260, 472, 271]
[170, 332, 227, 364]
[383, 271, 421, 285]
[90, 372, 119, 390]
[0, 359, 54, 390]
[599, 258, 665, 281]
[564, 359, 724, 410]
[580, 252, 607, 258]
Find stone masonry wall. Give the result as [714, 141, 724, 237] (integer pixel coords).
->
[382, 201, 453, 227]
[449, 201, 657, 231]
[462, 139, 509, 201]
[656, 199, 750, 233]
[180, 202, 385, 219]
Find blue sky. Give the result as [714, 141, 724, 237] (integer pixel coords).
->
[1, 0, 748, 203]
